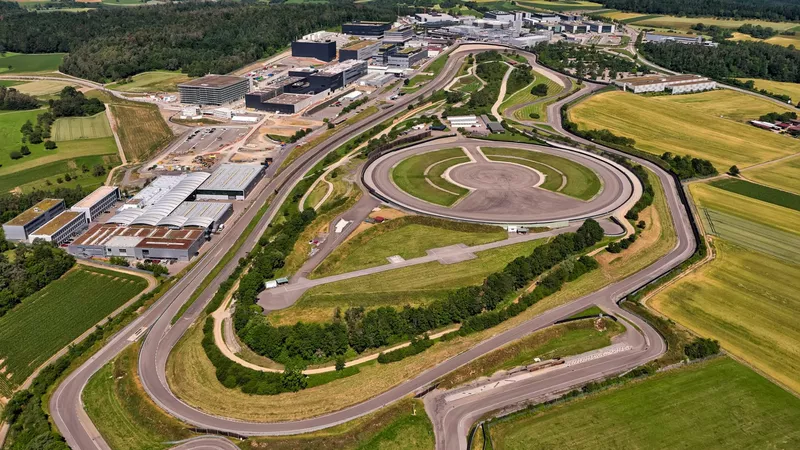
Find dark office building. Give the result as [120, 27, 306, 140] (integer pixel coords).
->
[291, 40, 337, 62]
[342, 21, 392, 37]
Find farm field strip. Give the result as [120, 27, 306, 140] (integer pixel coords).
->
[745, 154, 800, 195]
[109, 102, 173, 162]
[52, 112, 113, 141]
[737, 78, 800, 104]
[631, 15, 799, 32]
[0, 267, 147, 396]
[702, 208, 800, 262]
[709, 178, 800, 212]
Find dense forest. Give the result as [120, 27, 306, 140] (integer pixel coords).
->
[641, 41, 800, 84]
[0, 0, 403, 81]
[0, 87, 39, 111]
[601, 0, 800, 22]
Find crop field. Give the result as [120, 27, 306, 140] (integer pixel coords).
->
[438, 318, 624, 389]
[270, 239, 544, 326]
[110, 102, 173, 162]
[737, 78, 800, 104]
[0, 266, 147, 397]
[482, 147, 601, 200]
[12, 80, 76, 97]
[488, 358, 800, 449]
[730, 32, 800, 48]
[598, 11, 649, 21]
[710, 178, 800, 211]
[391, 147, 470, 206]
[630, 16, 798, 32]
[512, 0, 603, 12]
[0, 52, 66, 74]
[1, 149, 119, 193]
[702, 208, 800, 261]
[312, 216, 507, 278]
[568, 90, 800, 171]
[52, 112, 113, 141]
[0, 80, 23, 88]
[745, 154, 800, 195]
[106, 71, 191, 93]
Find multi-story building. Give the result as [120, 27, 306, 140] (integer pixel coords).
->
[28, 211, 88, 245]
[342, 21, 391, 37]
[483, 11, 515, 22]
[178, 75, 250, 106]
[386, 47, 427, 68]
[383, 26, 414, 44]
[70, 186, 120, 222]
[645, 32, 704, 45]
[3, 199, 66, 242]
[291, 40, 337, 62]
[614, 74, 716, 94]
[586, 21, 616, 33]
[339, 40, 381, 62]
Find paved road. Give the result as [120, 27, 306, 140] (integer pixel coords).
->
[50, 43, 696, 450]
[48, 43, 504, 450]
[364, 139, 638, 224]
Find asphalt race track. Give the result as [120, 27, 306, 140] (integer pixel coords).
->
[49, 43, 698, 450]
[364, 139, 638, 224]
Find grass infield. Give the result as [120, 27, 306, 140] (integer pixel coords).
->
[391, 147, 470, 206]
[488, 357, 800, 449]
[0, 266, 147, 397]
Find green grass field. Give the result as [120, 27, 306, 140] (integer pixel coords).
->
[482, 147, 601, 200]
[106, 70, 191, 93]
[391, 147, 470, 207]
[453, 75, 483, 94]
[269, 239, 544, 326]
[710, 178, 800, 211]
[311, 216, 508, 278]
[0, 52, 65, 74]
[84, 344, 193, 450]
[650, 181, 800, 394]
[488, 357, 800, 449]
[0, 266, 147, 397]
[745, 154, 800, 195]
[52, 112, 113, 141]
[11, 80, 76, 97]
[499, 72, 563, 121]
[569, 90, 800, 171]
[439, 318, 623, 389]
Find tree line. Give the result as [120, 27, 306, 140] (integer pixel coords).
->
[600, 0, 800, 22]
[0, 87, 39, 111]
[0, 1, 402, 82]
[535, 42, 644, 81]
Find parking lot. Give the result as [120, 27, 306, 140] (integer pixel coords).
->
[172, 127, 249, 156]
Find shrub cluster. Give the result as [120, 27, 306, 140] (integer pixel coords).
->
[684, 337, 721, 360]
[377, 336, 434, 364]
[660, 152, 717, 179]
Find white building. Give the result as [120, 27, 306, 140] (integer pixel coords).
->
[28, 211, 88, 245]
[614, 74, 716, 94]
[213, 108, 233, 119]
[510, 35, 550, 48]
[71, 186, 121, 222]
[447, 115, 479, 128]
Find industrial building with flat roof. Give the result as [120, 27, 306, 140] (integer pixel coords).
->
[291, 40, 337, 62]
[386, 47, 427, 68]
[340, 40, 381, 61]
[196, 163, 265, 200]
[28, 211, 88, 245]
[108, 173, 211, 226]
[178, 75, 250, 106]
[3, 199, 66, 242]
[342, 21, 391, 37]
[383, 26, 414, 43]
[69, 224, 205, 261]
[161, 202, 232, 232]
[614, 74, 716, 94]
[70, 186, 120, 222]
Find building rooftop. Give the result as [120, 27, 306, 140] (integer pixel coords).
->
[345, 21, 390, 26]
[72, 224, 204, 247]
[30, 211, 83, 236]
[72, 186, 119, 210]
[199, 163, 263, 191]
[162, 202, 232, 229]
[179, 75, 247, 89]
[318, 59, 366, 76]
[108, 172, 210, 226]
[397, 47, 424, 55]
[343, 40, 379, 50]
[618, 74, 707, 87]
[5, 199, 63, 226]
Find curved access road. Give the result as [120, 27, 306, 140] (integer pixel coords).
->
[51, 43, 696, 449]
[48, 42, 513, 450]
[363, 138, 638, 225]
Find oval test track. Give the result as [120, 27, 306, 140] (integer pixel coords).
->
[49, 43, 697, 450]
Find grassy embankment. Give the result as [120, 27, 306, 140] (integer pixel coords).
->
[106, 71, 191, 93]
[391, 147, 470, 206]
[0, 108, 119, 192]
[496, 71, 563, 121]
[164, 168, 676, 422]
[650, 181, 800, 394]
[403, 51, 450, 91]
[4, 80, 77, 97]
[0, 266, 147, 398]
[486, 357, 800, 449]
[481, 147, 601, 200]
[568, 89, 800, 172]
[438, 317, 624, 389]
[311, 216, 508, 278]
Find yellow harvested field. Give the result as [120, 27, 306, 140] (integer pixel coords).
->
[745, 154, 800, 195]
[737, 78, 800, 104]
[600, 11, 647, 21]
[14, 80, 76, 96]
[633, 16, 798, 32]
[569, 90, 800, 170]
[729, 31, 800, 48]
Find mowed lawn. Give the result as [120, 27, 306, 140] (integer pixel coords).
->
[311, 216, 507, 278]
[569, 90, 800, 171]
[737, 78, 800, 104]
[0, 266, 147, 396]
[650, 181, 800, 394]
[0, 52, 66, 74]
[391, 147, 470, 207]
[482, 147, 601, 200]
[500, 71, 563, 121]
[52, 112, 113, 141]
[489, 357, 800, 450]
[269, 239, 544, 326]
[13, 80, 77, 97]
[746, 154, 800, 195]
[106, 71, 191, 93]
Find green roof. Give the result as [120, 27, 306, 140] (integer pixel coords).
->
[5, 199, 63, 227]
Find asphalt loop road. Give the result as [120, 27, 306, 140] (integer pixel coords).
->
[49, 43, 696, 450]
